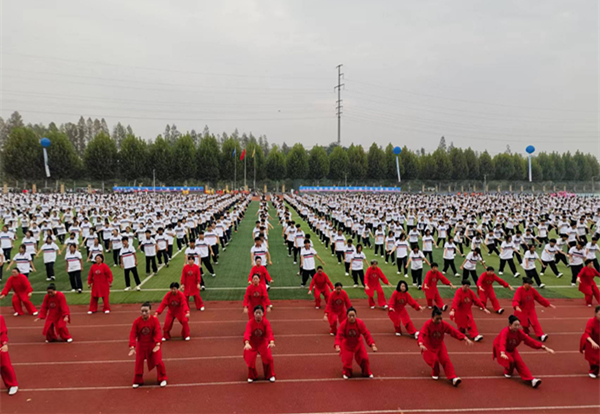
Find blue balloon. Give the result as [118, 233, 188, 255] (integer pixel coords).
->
[525, 145, 535, 154]
[393, 146, 402, 155]
[40, 137, 51, 148]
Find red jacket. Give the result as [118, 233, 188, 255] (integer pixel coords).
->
[129, 316, 162, 348]
[365, 267, 390, 288]
[1, 273, 33, 302]
[578, 267, 600, 295]
[325, 290, 351, 315]
[309, 271, 334, 292]
[512, 286, 550, 313]
[580, 317, 600, 358]
[477, 272, 509, 291]
[335, 318, 374, 352]
[418, 319, 465, 352]
[248, 265, 272, 286]
[39, 291, 70, 336]
[244, 318, 274, 346]
[493, 326, 542, 359]
[388, 291, 420, 311]
[156, 291, 190, 317]
[181, 264, 202, 296]
[243, 283, 271, 310]
[424, 270, 451, 295]
[87, 263, 113, 297]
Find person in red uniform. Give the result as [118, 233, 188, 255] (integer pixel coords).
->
[477, 266, 514, 314]
[308, 266, 334, 309]
[324, 282, 352, 335]
[364, 260, 392, 309]
[418, 306, 473, 386]
[0, 315, 18, 395]
[247, 256, 273, 289]
[513, 278, 556, 342]
[450, 280, 490, 342]
[34, 283, 72, 343]
[335, 307, 377, 379]
[0, 269, 38, 316]
[493, 315, 555, 388]
[577, 260, 600, 307]
[580, 305, 600, 378]
[155, 282, 191, 341]
[388, 280, 423, 338]
[423, 263, 455, 310]
[243, 305, 276, 382]
[129, 301, 167, 388]
[181, 256, 204, 311]
[244, 275, 271, 319]
[87, 254, 113, 314]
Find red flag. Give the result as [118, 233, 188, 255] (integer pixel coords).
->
[240, 149, 246, 160]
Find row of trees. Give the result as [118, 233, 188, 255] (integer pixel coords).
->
[1, 112, 599, 184]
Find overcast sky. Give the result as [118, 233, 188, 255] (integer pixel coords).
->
[1, 0, 598, 155]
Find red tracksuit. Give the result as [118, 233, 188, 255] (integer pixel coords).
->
[477, 271, 509, 312]
[578, 267, 600, 306]
[39, 291, 72, 342]
[87, 263, 113, 313]
[335, 318, 375, 377]
[248, 265, 272, 287]
[156, 291, 190, 340]
[365, 267, 390, 307]
[0, 315, 18, 389]
[512, 286, 550, 338]
[325, 290, 352, 335]
[309, 271, 334, 308]
[580, 317, 600, 376]
[387, 291, 421, 335]
[424, 270, 451, 308]
[129, 316, 167, 385]
[243, 318, 275, 380]
[244, 284, 271, 319]
[0, 273, 37, 315]
[181, 264, 204, 310]
[493, 326, 542, 381]
[418, 319, 466, 379]
[451, 288, 485, 337]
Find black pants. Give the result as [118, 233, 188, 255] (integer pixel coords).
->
[396, 256, 408, 274]
[571, 264, 583, 284]
[385, 251, 395, 264]
[593, 259, 600, 273]
[344, 262, 350, 273]
[157, 250, 169, 266]
[45, 262, 55, 279]
[411, 268, 423, 286]
[145, 256, 158, 273]
[168, 245, 173, 258]
[443, 259, 457, 275]
[541, 260, 560, 276]
[462, 268, 478, 284]
[112, 248, 121, 266]
[424, 251, 433, 263]
[525, 269, 542, 286]
[374, 245, 384, 256]
[293, 247, 300, 263]
[3, 248, 11, 261]
[125, 267, 141, 287]
[302, 269, 316, 286]
[351, 270, 365, 286]
[336, 251, 344, 264]
[212, 244, 219, 263]
[363, 237, 371, 248]
[456, 243, 464, 255]
[201, 256, 215, 275]
[514, 251, 523, 265]
[555, 253, 568, 266]
[177, 238, 185, 251]
[499, 258, 517, 274]
[287, 240, 294, 256]
[486, 244, 499, 255]
[68, 270, 82, 290]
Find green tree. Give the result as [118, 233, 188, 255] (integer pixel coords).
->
[328, 145, 350, 182]
[399, 147, 420, 180]
[449, 147, 467, 180]
[478, 151, 494, 180]
[308, 145, 329, 182]
[266, 145, 286, 182]
[45, 131, 82, 180]
[119, 135, 148, 181]
[493, 153, 515, 180]
[84, 132, 118, 181]
[172, 134, 196, 182]
[511, 154, 526, 180]
[247, 141, 267, 182]
[196, 134, 221, 185]
[367, 143, 386, 180]
[464, 148, 479, 179]
[536, 153, 553, 181]
[347, 144, 367, 181]
[431, 148, 451, 180]
[285, 143, 309, 180]
[384, 144, 397, 180]
[562, 152, 578, 181]
[420, 153, 436, 179]
[530, 158, 543, 181]
[574, 151, 592, 180]
[148, 135, 172, 183]
[2, 127, 43, 180]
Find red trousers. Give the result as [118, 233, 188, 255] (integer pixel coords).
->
[133, 347, 167, 385]
[479, 288, 501, 312]
[455, 313, 479, 337]
[496, 349, 533, 381]
[327, 311, 346, 335]
[12, 295, 37, 316]
[44, 322, 72, 342]
[163, 312, 190, 340]
[366, 285, 386, 307]
[515, 310, 544, 337]
[186, 294, 204, 310]
[313, 288, 330, 308]
[584, 342, 600, 376]
[89, 295, 110, 313]
[340, 343, 371, 377]
[0, 351, 18, 388]
[425, 290, 444, 308]
[388, 308, 417, 335]
[422, 343, 457, 379]
[584, 285, 600, 306]
[243, 342, 275, 379]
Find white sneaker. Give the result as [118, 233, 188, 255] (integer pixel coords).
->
[185, 337, 190, 341]
[442, 271, 446, 274]
[212, 274, 216, 277]
[13, 312, 18, 317]
[315, 306, 320, 309]
[343, 375, 349, 380]
[397, 271, 401, 275]
[572, 283, 576, 287]
[455, 273, 460, 277]
[8, 386, 18, 395]
[160, 380, 167, 387]
[136, 286, 141, 291]
[353, 284, 358, 288]
[539, 284, 546, 289]
[497, 308, 504, 315]
[71, 289, 76, 292]
[66, 338, 73, 343]
[499, 271, 503, 275]
[452, 377, 462, 387]
[540, 334, 548, 342]
[124, 287, 131, 291]
[514, 273, 520, 278]
[33, 311, 38, 316]
[293, 262, 297, 265]
[395, 332, 401, 336]
[589, 373, 597, 379]
[414, 331, 419, 340]
[383, 305, 388, 309]
[87, 311, 93, 315]
[105, 310, 110, 314]
[247, 378, 253, 383]
[370, 306, 375, 309]
[269, 376, 276, 383]
[432, 376, 439, 380]
[369, 374, 374, 378]
[504, 374, 512, 378]
[345, 273, 349, 276]
[473, 335, 483, 342]
[404, 274, 408, 278]
[200, 307, 205, 311]
[557, 273, 563, 279]
[162, 337, 167, 342]
[531, 378, 541, 388]
[132, 384, 140, 389]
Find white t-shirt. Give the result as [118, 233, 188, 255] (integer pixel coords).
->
[409, 251, 425, 270]
[185, 247, 201, 266]
[463, 251, 481, 270]
[585, 242, 599, 260]
[500, 241, 515, 260]
[351, 252, 366, 271]
[141, 237, 156, 256]
[395, 240, 410, 258]
[13, 252, 32, 273]
[569, 246, 585, 266]
[523, 251, 539, 270]
[344, 245, 356, 263]
[41, 242, 59, 263]
[110, 236, 123, 250]
[120, 246, 137, 269]
[89, 244, 103, 260]
[334, 236, 346, 251]
[65, 251, 83, 272]
[251, 245, 268, 265]
[0, 231, 14, 249]
[301, 247, 317, 270]
[541, 244, 558, 262]
[155, 234, 168, 251]
[443, 242, 457, 260]
[422, 235, 434, 252]
[196, 240, 210, 258]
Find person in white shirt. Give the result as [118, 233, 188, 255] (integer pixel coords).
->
[344, 239, 356, 276]
[293, 224, 304, 265]
[540, 239, 564, 278]
[7, 244, 35, 278]
[87, 237, 104, 263]
[498, 236, 520, 278]
[350, 244, 368, 288]
[120, 237, 141, 291]
[522, 244, 545, 288]
[300, 239, 325, 288]
[374, 225, 386, 257]
[389, 234, 410, 277]
[460, 248, 485, 284]
[155, 227, 170, 267]
[405, 245, 430, 289]
[585, 237, 600, 272]
[0, 225, 15, 262]
[196, 233, 215, 278]
[422, 229, 436, 263]
[334, 229, 346, 264]
[384, 231, 396, 265]
[442, 237, 460, 277]
[108, 229, 123, 267]
[139, 230, 158, 274]
[36, 236, 60, 281]
[568, 241, 586, 286]
[65, 243, 84, 293]
[250, 237, 272, 267]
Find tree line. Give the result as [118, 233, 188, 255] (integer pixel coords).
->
[1, 111, 599, 185]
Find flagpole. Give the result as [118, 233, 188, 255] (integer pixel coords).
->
[234, 152, 237, 191]
[253, 153, 256, 190]
[244, 150, 247, 189]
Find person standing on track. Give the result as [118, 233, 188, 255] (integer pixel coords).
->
[308, 266, 334, 309]
[181, 256, 205, 311]
[418, 306, 473, 386]
[324, 282, 352, 335]
[335, 307, 377, 379]
[423, 263, 454, 310]
[87, 254, 113, 314]
[477, 266, 514, 314]
[0, 314, 18, 395]
[0, 269, 38, 316]
[34, 283, 73, 343]
[247, 256, 272, 290]
[388, 280, 423, 338]
[580, 306, 600, 378]
[244, 275, 271, 318]
[577, 260, 600, 307]
[129, 301, 167, 388]
[513, 278, 556, 342]
[364, 260, 392, 309]
[493, 315, 554, 388]
[243, 305, 276, 383]
[155, 282, 191, 341]
[449, 280, 491, 342]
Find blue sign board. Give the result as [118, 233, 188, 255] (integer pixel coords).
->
[113, 186, 204, 192]
[299, 186, 401, 193]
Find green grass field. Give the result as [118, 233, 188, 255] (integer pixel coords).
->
[0, 200, 586, 307]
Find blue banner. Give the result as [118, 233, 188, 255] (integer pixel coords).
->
[299, 186, 401, 193]
[113, 186, 205, 192]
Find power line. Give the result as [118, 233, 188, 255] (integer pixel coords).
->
[334, 64, 344, 144]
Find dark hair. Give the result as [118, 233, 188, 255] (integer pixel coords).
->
[486, 266, 495, 271]
[254, 237, 260, 242]
[595, 305, 600, 313]
[95, 254, 104, 262]
[396, 280, 409, 292]
[431, 262, 438, 268]
[461, 279, 471, 286]
[346, 306, 357, 315]
[586, 259, 594, 265]
[523, 277, 533, 285]
[508, 315, 520, 325]
[141, 301, 152, 309]
[317, 265, 323, 270]
[47, 283, 56, 291]
[170, 282, 180, 289]
[334, 282, 343, 288]
[253, 305, 265, 313]
[122, 236, 129, 242]
[431, 306, 443, 317]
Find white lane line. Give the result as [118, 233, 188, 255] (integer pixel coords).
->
[291, 405, 600, 414]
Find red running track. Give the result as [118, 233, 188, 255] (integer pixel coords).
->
[0, 298, 599, 414]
